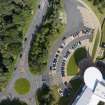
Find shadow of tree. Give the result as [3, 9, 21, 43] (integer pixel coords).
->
[0, 97, 27, 105]
[0, 52, 8, 73]
[36, 83, 55, 105]
[73, 47, 96, 77]
[58, 78, 84, 105]
[74, 47, 87, 66]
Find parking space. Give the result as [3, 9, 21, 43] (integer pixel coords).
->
[48, 25, 94, 85]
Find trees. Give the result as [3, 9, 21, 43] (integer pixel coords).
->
[29, 0, 64, 74]
[0, 0, 38, 89]
[92, 0, 105, 13]
[36, 84, 54, 105]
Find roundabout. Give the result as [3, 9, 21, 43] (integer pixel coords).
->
[0, 0, 102, 105]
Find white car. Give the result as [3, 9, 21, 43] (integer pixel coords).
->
[58, 89, 63, 96]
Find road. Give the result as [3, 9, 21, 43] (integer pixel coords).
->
[0, 0, 101, 105]
[48, 0, 101, 85]
[0, 0, 48, 105]
[56, 35, 91, 77]
[48, 0, 84, 72]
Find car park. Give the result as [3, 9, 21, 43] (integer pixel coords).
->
[64, 50, 71, 58]
[61, 66, 64, 70]
[72, 32, 79, 37]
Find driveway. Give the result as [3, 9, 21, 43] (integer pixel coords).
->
[48, 0, 84, 70]
[0, 0, 48, 105]
[0, 0, 101, 105]
[48, 0, 101, 85]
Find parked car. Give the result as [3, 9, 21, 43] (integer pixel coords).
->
[58, 89, 63, 96]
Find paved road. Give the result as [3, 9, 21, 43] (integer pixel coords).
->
[0, 0, 48, 105]
[56, 35, 91, 76]
[48, 0, 84, 71]
[48, 0, 101, 85]
[0, 0, 101, 104]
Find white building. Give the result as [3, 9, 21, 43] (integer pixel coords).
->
[72, 67, 105, 105]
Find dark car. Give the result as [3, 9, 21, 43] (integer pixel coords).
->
[53, 58, 57, 63]
[101, 42, 105, 48]
[61, 71, 65, 77]
[55, 54, 59, 58]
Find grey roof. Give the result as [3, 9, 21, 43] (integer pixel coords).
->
[73, 87, 93, 105]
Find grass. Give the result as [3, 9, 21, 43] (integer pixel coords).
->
[92, 31, 100, 59]
[67, 55, 78, 76]
[84, 0, 105, 22]
[67, 47, 87, 76]
[30, 66, 43, 75]
[101, 19, 105, 44]
[14, 78, 30, 95]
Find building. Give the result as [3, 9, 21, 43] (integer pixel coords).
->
[72, 67, 105, 105]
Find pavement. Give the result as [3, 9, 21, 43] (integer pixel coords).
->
[0, 0, 101, 105]
[48, 0, 84, 72]
[0, 0, 48, 105]
[48, 0, 101, 84]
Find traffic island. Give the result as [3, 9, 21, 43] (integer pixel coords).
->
[14, 78, 30, 95]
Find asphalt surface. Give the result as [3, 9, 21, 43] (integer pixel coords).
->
[0, 0, 100, 105]
[48, 0, 84, 70]
[48, 0, 100, 85]
[0, 0, 48, 105]
[56, 35, 91, 77]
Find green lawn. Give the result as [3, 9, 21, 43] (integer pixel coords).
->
[67, 47, 87, 76]
[30, 66, 42, 75]
[92, 31, 100, 59]
[101, 19, 105, 44]
[14, 78, 30, 95]
[67, 55, 78, 76]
